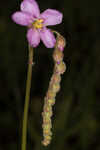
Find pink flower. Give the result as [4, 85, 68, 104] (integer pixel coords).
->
[12, 0, 63, 48]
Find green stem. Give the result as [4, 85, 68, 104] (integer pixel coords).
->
[21, 45, 34, 150]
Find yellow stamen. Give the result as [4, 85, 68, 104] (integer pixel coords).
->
[32, 19, 44, 29]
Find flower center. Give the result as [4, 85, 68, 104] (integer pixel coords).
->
[32, 19, 44, 29]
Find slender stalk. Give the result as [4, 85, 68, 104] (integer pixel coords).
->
[21, 45, 34, 150]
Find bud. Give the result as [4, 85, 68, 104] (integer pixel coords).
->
[42, 111, 53, 118]
[44, 135, 52, 141]
[43, 131, 52, 136]
[50, 74, 61, 83]
[48, 99, 56, 105]
[43, 105, 52, 112]
[49, 83, 60, 93]
[53, 49, 64, 63]
[55, 62, 66, 75]
[43, 119, 51, 124]
[42, 123, 52, 130]
[43, 118, 51, 123]
[57, 35, 66, 51]
[42, 139, 50, 146]
[46, 90, 56, 99]
[43, 128, 51, 135]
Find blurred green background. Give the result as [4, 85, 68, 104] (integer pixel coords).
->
[0, 0, 100, 150]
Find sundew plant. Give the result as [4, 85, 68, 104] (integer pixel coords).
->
[12, 0, 66, 149]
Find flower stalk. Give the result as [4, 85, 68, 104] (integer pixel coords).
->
[42, 31, 66, 146]
[21, 45, 33, 150]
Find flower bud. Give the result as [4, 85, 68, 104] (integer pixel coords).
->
[51, 74, 61, 83]
[57, 35, 66, 51]
[48, 99, 56, 105]
[43, 128, 51, 135]
[49, 83, 60, 93]
[43, 105, 52, 112]
[43, 119, 51, 124]
[55, 62, 66, 74]
[53, 49, 64, 63]
[43, 131, 52, 137]
[42, 139, 50, 146]
[44, 135, 52, 141]
[46, 90, 56, 99]
[42, 111, 53, 118]
[42, 123, 52, 130]
[43, 118, 51, 123]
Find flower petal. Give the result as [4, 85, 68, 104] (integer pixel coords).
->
[21, 0, 40, 17]
[24, 0, 35, 2]
[41, 9, 63, 26]
[40, 28, 56, 48]
[12, 11, 33, 26]
[27, 28, 40, 47]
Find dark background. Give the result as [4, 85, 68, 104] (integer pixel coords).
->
[0, 0, 100, 150]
